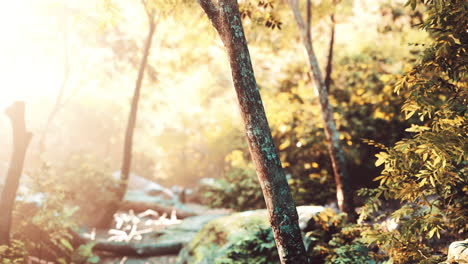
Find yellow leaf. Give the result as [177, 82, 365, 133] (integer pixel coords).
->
[375, 152, 389, 167]
[278, 139, 291, 150]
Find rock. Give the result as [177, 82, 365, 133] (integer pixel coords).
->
[78, 214, 227, 258]
[446, 239, 468, 264]
[112, 171, 175, 200]
[151, 214, 228, 245]
[176, 205, 324, 264]
[119, 191, 197, 219]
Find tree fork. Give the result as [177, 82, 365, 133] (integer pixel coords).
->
[0, 102, 32, 245]
[197, 0, 310, 263]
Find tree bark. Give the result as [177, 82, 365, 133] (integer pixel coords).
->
[0, 102, 32, 245]
[197, 1, 309, 263]
[288, 0, 356, 221]
[98, 6, 158, 228]
[324, 13, 335, 92]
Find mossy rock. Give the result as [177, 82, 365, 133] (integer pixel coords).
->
[177, 206, 324, 264]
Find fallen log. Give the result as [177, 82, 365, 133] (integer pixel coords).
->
[93, 240, 183, 257]
[118, 200, 196, 219]
[72, 230, 183, 257]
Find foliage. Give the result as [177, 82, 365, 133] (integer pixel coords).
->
[8, 157, 110, 262]
[217, 224, 279, 264]
[184, 211, 271, 264]
[31, 156, 119, 226]
[0, 240, 27, 264]
[71, 242, 100, 264]
[13, 199, 100, 263]
[239, 0, 282, 30]
[202, 150, 264, 211]
[202, 44, 414, 209]
[264, 47, 411, 205]
[155, 111, 245, 187]
[304, 209, 378, 264]
[359, 1, 467, 263]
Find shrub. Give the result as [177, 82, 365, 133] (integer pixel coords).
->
[203, 150, 264, 211]
[0, 240, 27, 264]
[304, 209, 378, 264]
[359, 1, 467, 263]
[218, 225, 279, 264]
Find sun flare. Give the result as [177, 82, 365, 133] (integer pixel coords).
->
[0, 0, 68, 108]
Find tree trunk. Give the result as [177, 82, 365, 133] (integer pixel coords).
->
[288, 0, 356, 221]
[119, 11, 157, 201]
[197, 1, 309, 263]
[98, 7, 158, 228]
[0, 102, 32, 245]
[324, 13, 335, 92]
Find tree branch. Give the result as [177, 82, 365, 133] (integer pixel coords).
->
[197, 0, 221, 32]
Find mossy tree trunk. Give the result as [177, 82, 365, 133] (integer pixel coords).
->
[197, 1, 310, 263]
[289, 0, 356, 221]
[0, 102, 32, 245]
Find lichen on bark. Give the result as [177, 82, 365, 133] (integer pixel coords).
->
[197, 0, 310, 263]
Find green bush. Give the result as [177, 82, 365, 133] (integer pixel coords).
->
[10, 156, 110, 262]
[304, 209, 378, 264]
[30, 156, 119, 226]
[202, 150, 265, 211]
[359, 1, 467, 263]
[218, 225, 279, 264]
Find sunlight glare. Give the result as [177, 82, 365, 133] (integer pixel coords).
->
[0, 0, 64, 108]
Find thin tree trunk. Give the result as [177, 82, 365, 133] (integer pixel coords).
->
[324, 13, 335, 92]
[118, 7, 157, 201]
[288, 0, 356, 221]
[98, 6, 158, 228]
[0, 102, 32, 245]
[197, 1, 309, 263]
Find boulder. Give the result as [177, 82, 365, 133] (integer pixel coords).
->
[446, 239, 468, 264]
[112, 171, 175, 200]
[150, 214, 229, 245]
[77, 214, 227, 257]
[176, 205, 324, 264]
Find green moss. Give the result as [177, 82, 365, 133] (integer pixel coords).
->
[184, 210, 270, 264]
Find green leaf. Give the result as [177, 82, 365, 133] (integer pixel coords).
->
[60, 238, 74, 252]
[88, 256, 100, 263]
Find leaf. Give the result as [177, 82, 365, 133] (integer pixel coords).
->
[428, 227, 437, 238]
[88, 256, 100, 263]
[405, 124, 430, 133]
[430, 176, 436, 188]
[60, 238, 74, 252]
[375, 152, 389, 167]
